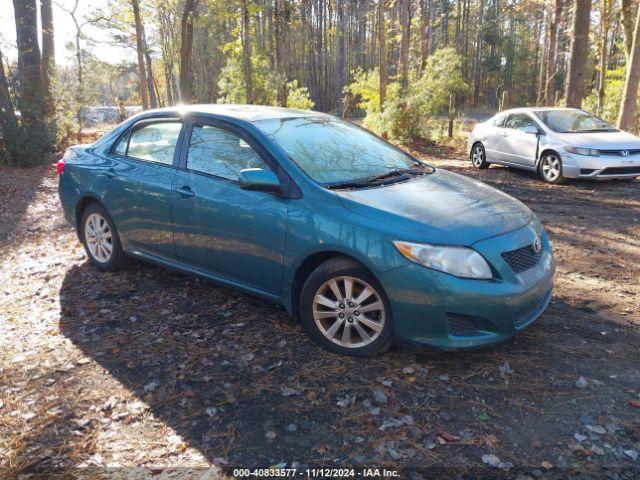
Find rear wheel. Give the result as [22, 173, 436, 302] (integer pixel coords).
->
[80, 202, 129, 271]
[539, 153, 565, 184]
[300, 256, 393, 356]
[471, 143, 489, 169]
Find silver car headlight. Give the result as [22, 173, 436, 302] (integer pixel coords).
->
[564, 146, 599, 156]
[393, 241, 493, 279]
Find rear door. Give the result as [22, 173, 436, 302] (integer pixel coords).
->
[501, 113, 540, 167]
[171, 117, 288, 295]
[103, 118, 185, 260]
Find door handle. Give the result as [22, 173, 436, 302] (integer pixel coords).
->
[500, 132, 509, 137]
[175, 186, 195, 198]
[102, 168, 116, 179]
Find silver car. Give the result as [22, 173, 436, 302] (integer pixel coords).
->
[468, 107, 640, 183]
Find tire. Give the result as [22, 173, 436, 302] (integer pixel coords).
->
[471, 143, 489, 169]
[299, 256, 393, 356]
[538, 153, 565, 184]
[80, 202, 129, 271]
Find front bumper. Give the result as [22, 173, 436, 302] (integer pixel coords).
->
[561, 153, 640, 179]
[380, 223, 555, 349]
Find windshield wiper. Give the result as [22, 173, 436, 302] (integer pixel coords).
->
[325, 164, 433, 190]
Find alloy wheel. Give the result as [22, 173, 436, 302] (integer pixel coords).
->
[472, 145, 484, 167]
[541, 155, 561, 182]
[84, 213, 113, 262]
[312, 276, 386, 348]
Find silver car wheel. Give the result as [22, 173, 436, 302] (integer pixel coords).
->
[312, 276, 386, 349]
[85, 213, 113, 263]
[472, 145, 484, 167]
[541, 155, 561, 182]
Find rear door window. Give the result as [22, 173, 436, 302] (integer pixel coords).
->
[125, 121, 182, 165]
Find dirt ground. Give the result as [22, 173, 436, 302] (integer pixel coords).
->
[1, 146, 639, 480]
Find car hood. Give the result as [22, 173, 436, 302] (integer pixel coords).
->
[335, 169, 534, 246]
[555, 130, 640, 149]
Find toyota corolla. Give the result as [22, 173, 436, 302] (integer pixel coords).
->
[58, 105, 554, 356]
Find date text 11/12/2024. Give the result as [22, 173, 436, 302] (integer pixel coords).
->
[232, 468, 400, 477]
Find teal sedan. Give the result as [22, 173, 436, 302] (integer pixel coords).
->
[58, 105, 554, 356]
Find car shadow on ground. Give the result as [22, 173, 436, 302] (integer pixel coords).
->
[56, 259, 640, 477]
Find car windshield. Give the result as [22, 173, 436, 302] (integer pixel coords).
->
[533, 109, 617, 133]
[255, 116, 424, 185]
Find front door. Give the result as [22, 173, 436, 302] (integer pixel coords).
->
[501, 113, 540, 167]
[171, 119, 288, 295]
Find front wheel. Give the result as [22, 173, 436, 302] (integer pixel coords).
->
[300, 256, 393, 356]
[539, 153, 565, 184]
[471, 143, 489, 169]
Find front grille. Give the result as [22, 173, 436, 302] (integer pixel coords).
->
[501, 245, 543, 274]
[599, 166, 640, 175]
[598, 149, 640, 156]
[447, 313, 482, 336]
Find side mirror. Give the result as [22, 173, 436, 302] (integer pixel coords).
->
[239, 168, 281, 193]
[524, 125, 541, 135]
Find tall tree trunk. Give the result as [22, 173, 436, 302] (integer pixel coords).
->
[274, 0, 287, 106]
[399, 0, 410, 90]
[621, 0, 634, 58]
[13, 0, 49, 159]
[440, 0, 450, 46]
[336, 0, 346, 113]
[378, 0, 388, 110]
[597, 0, 610, 115]
[545, 0, 562, 105]
[40, 0, 55, 119]
[74, 29, 83, 142]
[419, 0, 428, 75]
[145, 50, 158, 108]
[535, 10, 546, 105]
[0, 46, 21, 163]
[179, 0, 198, 103]
[564, 0, 592, 108]
[242, 0, 255, 103]
[140, 18, 158, 109]
[617, 0, 640, 130]
[131, 0, 149, 109]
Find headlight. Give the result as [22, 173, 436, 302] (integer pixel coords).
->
[564, 146, 599, 156]
[393, 241, 493, 279]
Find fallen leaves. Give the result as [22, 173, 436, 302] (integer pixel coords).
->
[436, 430, 458, 443]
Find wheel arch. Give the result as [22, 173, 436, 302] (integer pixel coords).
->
[288, 250, 381, 319]
[470, 140, 484, 159]
[537, 148, 562, 171]
[75, 195, 103, 236]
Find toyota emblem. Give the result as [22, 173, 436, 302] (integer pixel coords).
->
[532, 236, 542, 253]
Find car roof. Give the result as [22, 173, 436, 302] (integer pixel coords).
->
[497, 106, 582, 115]
[141, 104, 325, 123]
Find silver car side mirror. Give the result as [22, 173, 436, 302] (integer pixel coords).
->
[524, 125, 540, 135]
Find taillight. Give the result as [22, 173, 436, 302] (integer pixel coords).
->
[56, 159, 65, 174]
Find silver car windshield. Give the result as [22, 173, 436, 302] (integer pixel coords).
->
[533, 110, 617, 133]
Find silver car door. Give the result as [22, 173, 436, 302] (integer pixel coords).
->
[501, 113, 540, 167]
[483, 114, 508, 162]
